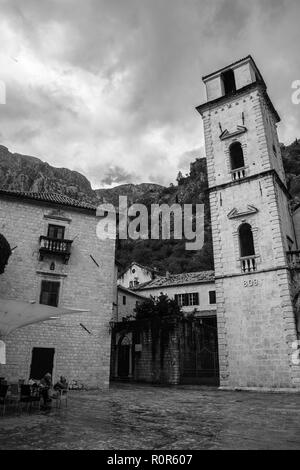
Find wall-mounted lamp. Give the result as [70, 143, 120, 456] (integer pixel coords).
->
[50, 262, 55, 271]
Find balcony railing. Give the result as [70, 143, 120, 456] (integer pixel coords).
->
[287, 250, 300, 268]
[240, 255, 256, 273]
[39, 236, 73, 264]
[231, 167, 246, 181]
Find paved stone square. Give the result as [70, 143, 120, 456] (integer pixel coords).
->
[0, 383, 300, 450]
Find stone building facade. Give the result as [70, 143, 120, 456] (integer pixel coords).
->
[118, 262, 157, 289]
[111, 271, 219, 385]
[0, 190, 115, 389]
[116, 285, 146, 322]
[136, 271, 216, 317]
[197, 55, 300, 390]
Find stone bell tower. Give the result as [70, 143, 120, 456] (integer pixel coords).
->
[197, 55, 300, 390]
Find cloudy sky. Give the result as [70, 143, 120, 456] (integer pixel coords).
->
[0, 0, 300, 188]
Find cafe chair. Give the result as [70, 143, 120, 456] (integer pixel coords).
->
[8, 383, 20, 412]
[53, 388, 68, 409]
[0, 384, 9, 416]
[19, 384, 40, 412]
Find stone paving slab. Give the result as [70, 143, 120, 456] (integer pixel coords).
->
[0, 383, 300, 450]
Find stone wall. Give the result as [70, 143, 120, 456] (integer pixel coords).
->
[111, 315, 219, 386]
[0, 196, 115, 389]
[200, 78, 300, 389]
[111, 317, 180, 385]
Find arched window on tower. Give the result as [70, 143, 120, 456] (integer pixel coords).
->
[229, 142, 245, 180]
[239, 223, 256, 272]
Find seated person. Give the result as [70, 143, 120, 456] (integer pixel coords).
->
[39, 372, 52, 406]
[53, 376, 68, 394]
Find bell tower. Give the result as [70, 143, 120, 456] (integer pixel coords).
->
[197, 55, 300, 389]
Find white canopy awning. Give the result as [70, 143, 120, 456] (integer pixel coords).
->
[0, 298, 89, 337]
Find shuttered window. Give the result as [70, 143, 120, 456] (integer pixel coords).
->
[47, 225, 65, 240]
[40, 281, 60, 307]
[175, 293, 199, 306]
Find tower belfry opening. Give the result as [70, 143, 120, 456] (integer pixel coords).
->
[229, 142, 245, 170]
[221, 69, 236, 95]
[239, 223, 255, 257]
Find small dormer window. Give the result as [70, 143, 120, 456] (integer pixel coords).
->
[221, 69, 236, 96]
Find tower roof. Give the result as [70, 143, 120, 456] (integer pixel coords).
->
[197, 55, 280, 123]
[202, 55, 264, 85]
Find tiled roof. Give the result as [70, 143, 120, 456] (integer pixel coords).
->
[117, 285, 148, 299]
[0, 189, 96, 211]
[136, 270, 215, 290]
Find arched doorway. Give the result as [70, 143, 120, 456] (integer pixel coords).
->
[117, 335, 132, 379]
[0, 233, 11, 274]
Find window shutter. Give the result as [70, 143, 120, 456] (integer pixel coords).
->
[209, 291, 216, 304]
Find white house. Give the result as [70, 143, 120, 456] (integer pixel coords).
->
[117, 262, 158, 289]
[133, 270, 216, 317]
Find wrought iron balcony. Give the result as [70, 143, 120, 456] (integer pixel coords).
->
[287, 250, 300, 268]
[240, 255, 256, 273]
[231, 166, 246, 181]
[39, 236, 73, 264]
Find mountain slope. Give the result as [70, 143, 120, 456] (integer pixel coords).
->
[1, 140, 300, 273]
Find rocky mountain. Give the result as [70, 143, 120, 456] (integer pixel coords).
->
[282, 139, 300, 207]
[0, 145, 165, 206]
[0, 140, 300, 273]
[0, 145, 95, 203]
[95, 183, 165, 206]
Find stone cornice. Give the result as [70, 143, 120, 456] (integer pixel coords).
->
[207, 169, 290, 199]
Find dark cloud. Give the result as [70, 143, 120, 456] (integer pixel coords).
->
[97, 165, 136, 186]
[0, 0, 299, 187]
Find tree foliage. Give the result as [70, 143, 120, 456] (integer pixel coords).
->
[0, 233, 11, 274]
[135, 293, 182, 321]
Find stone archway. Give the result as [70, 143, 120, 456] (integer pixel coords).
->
[0, 233, 11, 275]
[117, 334, 133, 379]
